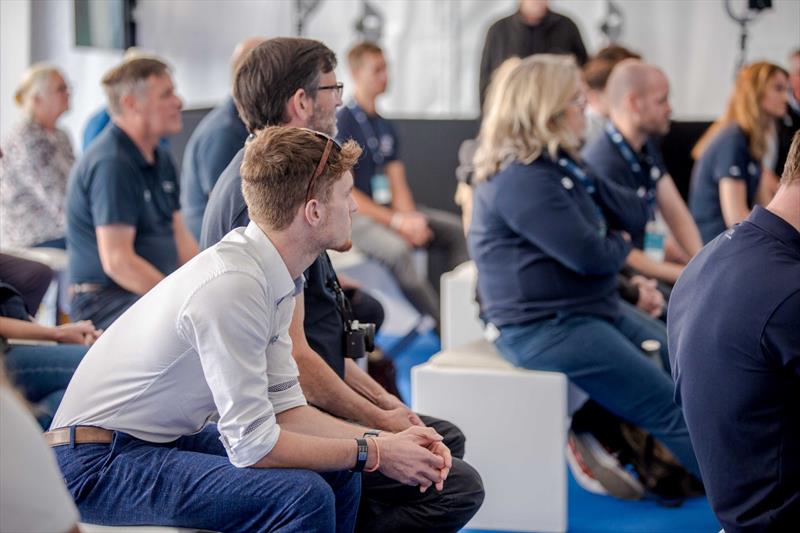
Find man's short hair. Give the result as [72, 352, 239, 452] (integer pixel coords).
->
[102, 57, 169, 116]
[594, 44, 641, 64]
[347, 41, 383, 70]
[241, 127, 361, 230]
[782, 130, 800, 185]
[233, 38, 337, 133]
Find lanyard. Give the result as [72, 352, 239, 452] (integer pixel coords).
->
[604, 122, 660, 218]
[555, 154, 607, 237]
[347, 101, 385, 167]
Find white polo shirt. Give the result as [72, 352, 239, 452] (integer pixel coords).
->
[52, 222, 307, 467]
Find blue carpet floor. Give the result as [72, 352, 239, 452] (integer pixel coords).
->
[377, 331, 721, 533]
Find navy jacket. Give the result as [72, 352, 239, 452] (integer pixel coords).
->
[468, 154, 647, 327]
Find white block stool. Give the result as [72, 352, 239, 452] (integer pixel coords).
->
[412, 339, 568, 533]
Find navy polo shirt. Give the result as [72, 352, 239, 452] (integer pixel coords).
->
[581, 125, 666, 249]
[668, 206, 800, 531]
[200, 149, 348, 378]
[336, 105, 398, 199]
[689, 123, 761, 243]
[181, 97, 248, 240]
[467, 155, 647, 327]
[66, 124, 179, 286]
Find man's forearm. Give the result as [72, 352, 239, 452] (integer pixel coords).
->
[277, 405, 369, 439]
[295, 346, 388, 428]
[172, 212, 199, 265]
[626, 249, 683, 285]
[104, 254, 164, 295]
[344, 359, 390, 406]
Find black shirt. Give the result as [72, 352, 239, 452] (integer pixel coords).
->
[66, 124, 179, 287]
[479, 9, 587, 105]
[668, 206, 800, 532]
[200, 149, 348, 378]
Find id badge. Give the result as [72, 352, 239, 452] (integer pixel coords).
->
[371, 173, 392, 205]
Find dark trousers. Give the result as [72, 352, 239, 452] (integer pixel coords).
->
[0, 253, 54, 315]
[357, 415, 485, 533]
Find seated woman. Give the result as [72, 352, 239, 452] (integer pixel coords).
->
[467, 54, 700, 479]
[690, 61, 789, 243]
[1, 272, 100, 429]
[0, 63, 74, 249]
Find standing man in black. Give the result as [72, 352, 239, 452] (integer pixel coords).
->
[479, 0, 587, 106]
[201, 37, 484, 533]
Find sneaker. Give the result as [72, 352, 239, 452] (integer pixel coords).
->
[566, 429, 645, 500]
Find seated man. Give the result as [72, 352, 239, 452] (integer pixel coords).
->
[582, 60, 703, 287]
[66, 57, 197, 330]
[668, 131, 800, 531]
[582, 45, 641, 145]
[180, 37, 264, 240]
[50, 126, 451, 532]
[202, 37, 484, 532]
[336, 42, 469, 328]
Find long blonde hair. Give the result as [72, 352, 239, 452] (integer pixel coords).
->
[14, 63, 62, 117]
[473, 54, 582, 184]
[692, 61, 788, 161]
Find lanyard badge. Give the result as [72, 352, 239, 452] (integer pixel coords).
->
[604, 122, 661, 220]
[556, 155, 607, 237]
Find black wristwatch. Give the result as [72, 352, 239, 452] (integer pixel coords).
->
[351, 438, 369, 472]
[363, 430, 381, 438]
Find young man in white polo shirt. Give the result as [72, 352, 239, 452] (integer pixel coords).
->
[49, 127, 452, 532]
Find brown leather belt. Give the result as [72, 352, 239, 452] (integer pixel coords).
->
[44, 426, 113, 447]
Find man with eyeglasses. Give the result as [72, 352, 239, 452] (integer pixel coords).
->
[50, 126, 452, 532]
[201, 37, 483, 532]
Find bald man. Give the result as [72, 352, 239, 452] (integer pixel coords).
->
[582, 60, 702, 286]
[180, 37, 266, 240]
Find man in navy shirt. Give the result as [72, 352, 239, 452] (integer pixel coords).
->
[668, 131, 800, 532]
[201, 37, 484, 532]
[582, 61, 702, 287]
[66, 57, 197, 330]
[336, 42, 468, 329]
[180, 37, 264, 240]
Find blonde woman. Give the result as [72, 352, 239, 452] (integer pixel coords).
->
[0, 64, 73, 249]
[690, 61, 789, 243]
[468, 54, 701, 480]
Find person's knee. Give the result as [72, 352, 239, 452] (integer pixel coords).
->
[278, 471, 337, 529]
[435, 459, 486, 527]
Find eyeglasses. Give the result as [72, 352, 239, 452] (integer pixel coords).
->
[303, 129, 342, 204]
[316, 82, 344, 98]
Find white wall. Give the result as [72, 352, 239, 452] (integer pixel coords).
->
[4, 0, 798, 149]
[0, 0, 31, 140]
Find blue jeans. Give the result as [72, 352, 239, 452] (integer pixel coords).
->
[3, 342, 87, 429]
[495, 301, 700, 478]
[71, 285, 139, 330]
[54, 425, 361, 532]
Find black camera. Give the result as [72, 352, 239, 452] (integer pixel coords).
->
[345, 320, 376, 360]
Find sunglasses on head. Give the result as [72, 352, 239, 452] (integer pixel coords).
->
[302, 129, 342, 204]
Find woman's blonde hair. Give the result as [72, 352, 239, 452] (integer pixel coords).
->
[692, 61, 788, 161]
[473, 54, 583, 184]
[14, 63, 62, 114]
